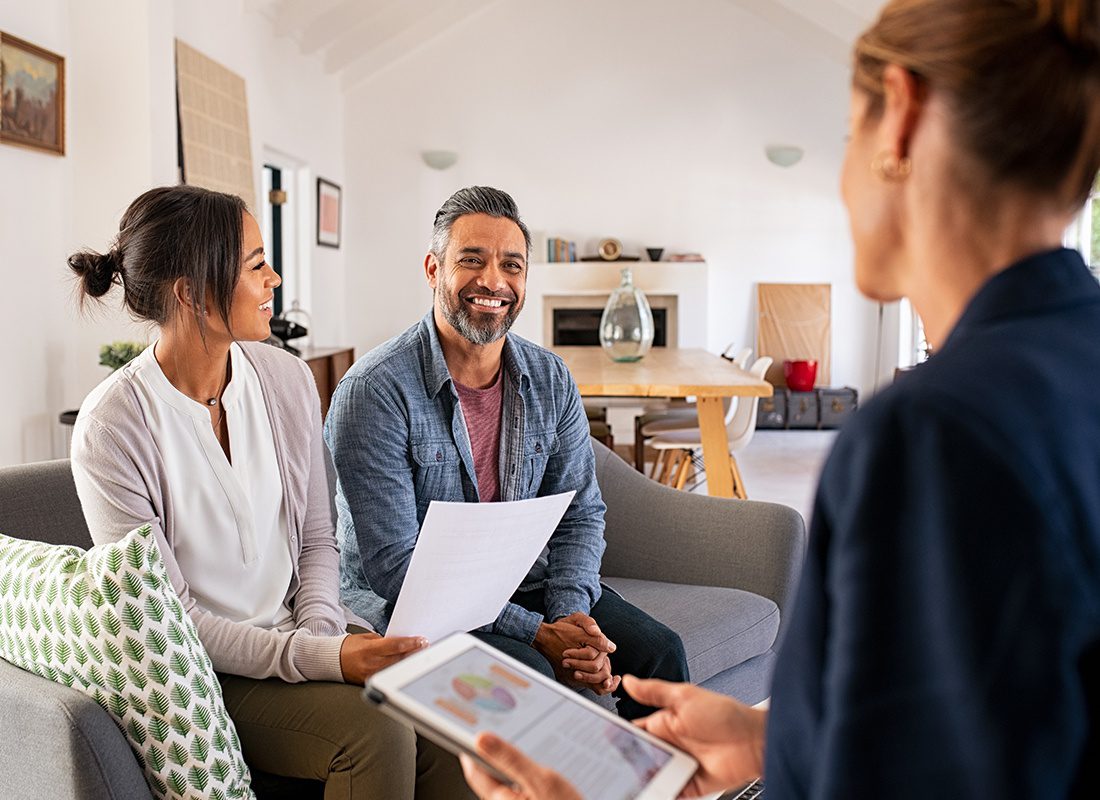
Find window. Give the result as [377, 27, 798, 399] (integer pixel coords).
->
[899, 298, 931, 368]
[1067, 173, 1100, 277]
[904, 173, 1100, 368]
[1090, 184, 1100, 273]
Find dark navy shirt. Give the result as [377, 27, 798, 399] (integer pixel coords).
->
[767, 249, 1100, 798]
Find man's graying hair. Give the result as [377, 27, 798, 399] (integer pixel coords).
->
[430, 186, 532, 262]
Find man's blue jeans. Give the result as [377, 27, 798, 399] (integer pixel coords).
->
[472, 587, 689, 719]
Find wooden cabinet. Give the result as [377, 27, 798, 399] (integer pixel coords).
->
[301, 346, 355, 419]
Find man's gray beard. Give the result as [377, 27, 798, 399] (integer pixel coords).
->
[439, 290, 521, 346]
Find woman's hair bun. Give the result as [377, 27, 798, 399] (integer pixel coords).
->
[68, 248, 121, 299]
[1038, 0, 1100, 55]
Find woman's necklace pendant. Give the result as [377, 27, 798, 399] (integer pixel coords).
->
[206, 398, 218, 406]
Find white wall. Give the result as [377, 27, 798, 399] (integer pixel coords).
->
[0, 0, 346, 466]
[0, 0, 75, 466]
[0, 0, 156, 467]
[64, 0, 170, 433]
[341, 0, 882, 394]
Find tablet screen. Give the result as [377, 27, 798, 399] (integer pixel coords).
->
[402, 645, 673, 800]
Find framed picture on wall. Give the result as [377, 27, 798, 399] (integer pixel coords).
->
[316, 177, 342, 248]
[0, 31, 65, 156]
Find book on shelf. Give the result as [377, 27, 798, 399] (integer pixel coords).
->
[546, 237, 577, 263]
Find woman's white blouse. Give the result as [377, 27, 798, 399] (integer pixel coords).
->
[93, 343, 295, 630]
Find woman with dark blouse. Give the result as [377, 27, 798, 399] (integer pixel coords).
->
[462, 1, 1100, 798]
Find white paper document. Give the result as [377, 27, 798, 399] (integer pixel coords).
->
[386, 491, 577, 642]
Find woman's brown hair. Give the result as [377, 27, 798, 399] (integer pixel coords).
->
[68, 185, 248, 339]
[854, 0, 1100, 206]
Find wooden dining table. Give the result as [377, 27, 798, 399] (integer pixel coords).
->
[553, 346, 773, 498]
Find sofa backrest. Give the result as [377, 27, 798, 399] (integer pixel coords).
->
[0, 459, 92, 548]
[590, 438, 806, 645]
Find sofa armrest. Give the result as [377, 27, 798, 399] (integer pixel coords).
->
[0, 659, 152, 800]
[591, 440, 806, 641]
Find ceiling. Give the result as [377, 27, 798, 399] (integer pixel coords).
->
[250, 0, 885, 90]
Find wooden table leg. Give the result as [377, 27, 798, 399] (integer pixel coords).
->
[697, 396, 735, 498]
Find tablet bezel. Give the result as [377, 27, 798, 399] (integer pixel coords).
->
[366, 632, 697, 800]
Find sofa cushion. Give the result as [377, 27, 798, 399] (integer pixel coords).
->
[602, 577, 779, 685]
[0, 526, 254, 800]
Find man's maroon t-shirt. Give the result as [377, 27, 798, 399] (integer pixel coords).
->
[453, 368, 504, 502]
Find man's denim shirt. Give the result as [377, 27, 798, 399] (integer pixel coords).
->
[324, 312, 607, 644]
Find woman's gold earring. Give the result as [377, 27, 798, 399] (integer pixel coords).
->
[871, 151, 912, 182]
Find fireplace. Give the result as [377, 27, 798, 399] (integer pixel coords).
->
[542, 293, 679, 348]
[552, 308, 669, 347]
[508, 262, 706, 350]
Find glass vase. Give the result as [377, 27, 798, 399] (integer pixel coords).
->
[599, 267, 655, 362]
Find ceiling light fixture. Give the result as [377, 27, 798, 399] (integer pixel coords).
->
[765, 145, 804, 168]
[421, 150, 459, 170]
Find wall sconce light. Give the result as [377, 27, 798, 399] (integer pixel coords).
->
[421, 150, 459, 170]
[764, 145, 804, 168]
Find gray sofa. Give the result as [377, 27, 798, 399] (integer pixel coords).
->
[0, 441, 804, 799]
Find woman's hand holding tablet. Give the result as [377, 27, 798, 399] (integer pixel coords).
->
[461, 732, 584, 800]
[365, 632, 698, 799]
[459, 678, 768, 800]
[627, 676, 766, 798]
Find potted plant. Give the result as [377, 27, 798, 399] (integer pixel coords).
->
[98, 341, 147, 371]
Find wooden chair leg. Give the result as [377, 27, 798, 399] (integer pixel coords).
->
[655, 451, 673, 488]
[674, 450, 694, 490]
[666, 450, 686, 487]
[730, 454, 748, 499]
[650, 450, 668, 483]
[661, 450, 679, 486]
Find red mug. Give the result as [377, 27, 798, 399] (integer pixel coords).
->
[784, 359, 818, 392]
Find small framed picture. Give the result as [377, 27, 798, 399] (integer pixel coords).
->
[1, 32, 65, 156]
[316, 177, 342, 248]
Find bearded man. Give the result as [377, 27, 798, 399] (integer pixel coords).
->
[324, 186, 687, 718]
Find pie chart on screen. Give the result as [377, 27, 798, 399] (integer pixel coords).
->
[453, 674, 517, 713]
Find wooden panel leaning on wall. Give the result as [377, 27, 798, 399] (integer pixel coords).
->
[756, 283, 831, 388]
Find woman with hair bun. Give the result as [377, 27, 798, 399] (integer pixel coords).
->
[69, 185, 472, 799]
[461, 2, 1100, 798]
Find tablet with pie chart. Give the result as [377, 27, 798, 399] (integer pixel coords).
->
[453, 674, 517, 713]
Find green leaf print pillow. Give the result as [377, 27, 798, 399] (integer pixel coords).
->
[0, 525, 254, 800]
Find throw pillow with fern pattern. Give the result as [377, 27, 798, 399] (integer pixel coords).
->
[0, 525, 254, 800]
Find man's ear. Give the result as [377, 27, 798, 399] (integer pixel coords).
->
[879, 63, 925, 161]
[425, 252, 441, 289]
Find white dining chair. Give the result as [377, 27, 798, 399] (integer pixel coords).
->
[732, 347, 753, 369]
[648, 356, 773, 497]
[632, 346, 754, 471]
